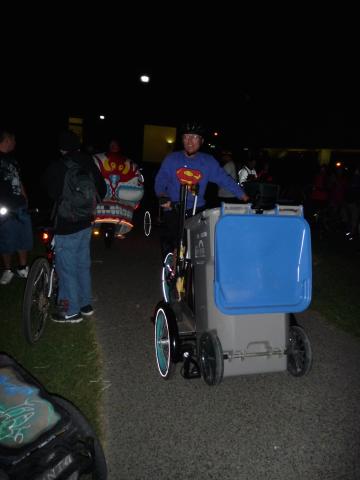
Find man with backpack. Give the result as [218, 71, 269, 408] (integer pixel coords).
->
[43, 130, 106, 323]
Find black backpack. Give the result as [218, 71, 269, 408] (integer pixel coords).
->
[57, 156, 98, 222]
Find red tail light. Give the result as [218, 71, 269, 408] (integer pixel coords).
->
[39, 229, 53, 245]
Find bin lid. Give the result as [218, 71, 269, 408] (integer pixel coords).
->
[214, 214, 312, 315]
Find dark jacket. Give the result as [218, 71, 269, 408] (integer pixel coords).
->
[0, 153, 27, 209]
[43, 151, 107, 235]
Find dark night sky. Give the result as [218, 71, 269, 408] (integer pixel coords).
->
[4, 40, 360, 150]
[2, 16, 360, 165]
[1, 9, 359, 208]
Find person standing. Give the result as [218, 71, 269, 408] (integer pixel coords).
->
[0, 128, 33, 285]
[217, 149, 239, 203]
[155, 121, 249, 257]
[43, 130, 106, 323]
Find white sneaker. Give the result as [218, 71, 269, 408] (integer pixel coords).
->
[0, 270, 14, 285]
[16, 266, 29, 279]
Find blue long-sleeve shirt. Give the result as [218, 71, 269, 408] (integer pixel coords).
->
[155, 150, 246, 209]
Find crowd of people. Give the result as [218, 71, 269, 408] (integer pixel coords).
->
[1, 122, 360, 322]
[308, 163, 360, 239]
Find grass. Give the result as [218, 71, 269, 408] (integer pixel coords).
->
[0, 238, 104, 438]
[311, 230, 360, 337]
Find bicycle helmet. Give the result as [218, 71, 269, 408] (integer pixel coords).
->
[180, 121, 206, 137]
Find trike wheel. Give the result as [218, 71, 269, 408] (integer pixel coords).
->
[22, 257, 51, 344]
[154, 303, 179, 379]
[287, 325, 313, 377]
[144, 210, 152, 237]
[51, 395, 107, 479]
[199, 331, 224, 386]
[161, 252, 175, 303]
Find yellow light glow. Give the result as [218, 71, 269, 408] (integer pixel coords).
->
[166, 138, 174, 144]
[336, 162, 342, 167]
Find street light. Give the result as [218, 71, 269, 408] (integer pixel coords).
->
[140, 74, 150, 83]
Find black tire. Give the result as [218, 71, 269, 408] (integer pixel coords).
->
[199, 331, 224, 386]
[154, 302, 180, 379]
[51, 395, 107, 479]
[287, 325, 313, 377]
[22, 257, 51, 344]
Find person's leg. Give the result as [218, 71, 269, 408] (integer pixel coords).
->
[76, 227, 92, 310]
[1, 253, 11, 269]
[0, 218, 15, 284]
[160, 209, 179, 260]
[55, 232, 82, 316]
[14, 209, 33, 277]
[17, 250, 27, 266]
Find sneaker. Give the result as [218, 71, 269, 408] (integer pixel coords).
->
[80, 304, 94, 316]
[51, 312, 83, 323]
[0, 270, 14, 285]
[16, 266, 29, 279]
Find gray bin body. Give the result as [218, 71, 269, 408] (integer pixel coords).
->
[185, 204, 307, 378]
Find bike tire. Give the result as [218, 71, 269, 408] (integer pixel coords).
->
[51, 395, 107, 479]
[22, 257, 51, 344]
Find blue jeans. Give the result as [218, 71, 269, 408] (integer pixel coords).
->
[55, 227, 92, 316]
[0, 207, 33, 254]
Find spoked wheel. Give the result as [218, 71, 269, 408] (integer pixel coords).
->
[154, 302, 179, 379]
[22, 257, 51, 344]
[199, 331, 224, 386]
[161, 252, 175, 303]
[287, 325, 313, 377]
[51, 395, 107, 479]
[144, 210, 152, 237]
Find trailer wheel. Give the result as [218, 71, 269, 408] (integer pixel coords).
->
[154, 302, 179, 379]
[199, 331, 224, 386]
[287, 325, 313, 377]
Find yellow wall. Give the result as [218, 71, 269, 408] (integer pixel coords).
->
[68, 116, 83, 142]
[142, 124, 177, 163]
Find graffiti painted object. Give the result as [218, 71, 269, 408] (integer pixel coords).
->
[0, 368, 60, 448]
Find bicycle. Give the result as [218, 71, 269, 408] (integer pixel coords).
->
[22, 227, 57, 344]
